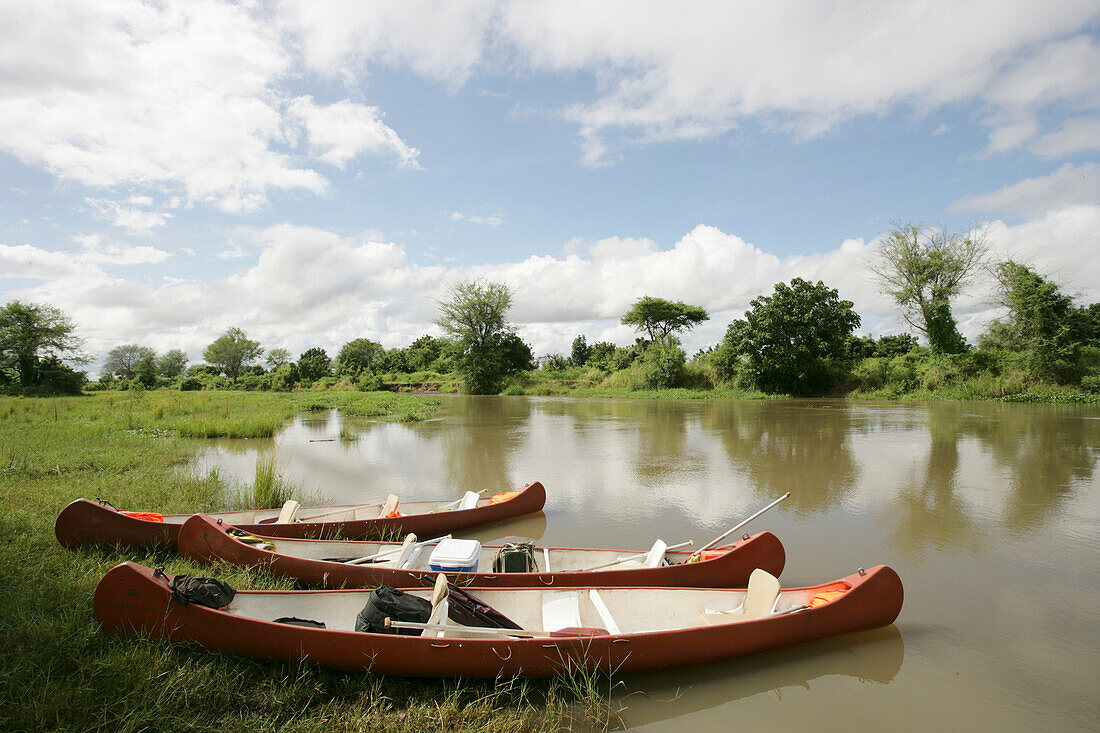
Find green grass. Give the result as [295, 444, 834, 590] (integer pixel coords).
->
[0, 392, 618, 732]
[228, 452, 296, 509]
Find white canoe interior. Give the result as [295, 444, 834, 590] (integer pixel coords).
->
[156, 492, 487, 526]
[223, 571, 846, 637]
[256, 535, 680, 573]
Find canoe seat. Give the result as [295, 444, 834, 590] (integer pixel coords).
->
[276, 500, 300, 524]
[542, 591, 581, 632]
[588, 589, 620, 635]
[377, 494, 399, 519]
[702, 568, 781, 625]
[613, 539, 668, 570]
[456, 491, 480, 510]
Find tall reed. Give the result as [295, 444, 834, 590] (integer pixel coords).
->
[236, 453, 295, 509]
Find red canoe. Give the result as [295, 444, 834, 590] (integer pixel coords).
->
[93, 561, 903, 678]
[178, 512, 786, 588]
[55, 482, 546, 550]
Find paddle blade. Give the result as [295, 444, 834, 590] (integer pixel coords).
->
[549, 627, 612, 638]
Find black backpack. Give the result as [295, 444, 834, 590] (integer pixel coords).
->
[355, 585, 432, 635]
[163, 572, 236, 609]
[492, 542, 538, 573]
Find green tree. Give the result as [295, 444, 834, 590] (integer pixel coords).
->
[134, 353, 158, 388]
[499, 334, 534, 373]
[297, 347, 332, 382]
[586, 341, 618, 371]
[570, 335, 591, 367]
[848, 333, 919, 359]
[269, 363, 300, 391]
[336, 338, 385, 376]
[621, 296, 709, 343]
[405, 335, 447, 372]
[870, 223, 988, 354]
[381, 348, 410, 374]
[436, 280, 520, 394]
[103, 344, 156, 379]
[156, 348, 188, 378]
[989, 260, 1088, 382]
[203, 327, 262, 380]
[265, 347, 291, 369]
[723, 278, 861, 395]
[640, 337, 687, 387]
[0, 300, 86, 389]
[543, 354, 569, 371]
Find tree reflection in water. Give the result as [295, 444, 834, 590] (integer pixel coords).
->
[703, 400, 860, 514]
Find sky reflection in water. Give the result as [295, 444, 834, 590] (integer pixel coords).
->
[190, 396, 1099, 731]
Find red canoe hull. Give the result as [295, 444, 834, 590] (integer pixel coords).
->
[178, 512, 786, 588]
[56, 482, 546, 550]
[93, 561, 903, 678]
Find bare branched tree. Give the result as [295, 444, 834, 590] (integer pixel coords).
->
[868, 223, 989, 354]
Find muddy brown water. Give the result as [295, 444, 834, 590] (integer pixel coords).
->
[190, 396, 1100, 731]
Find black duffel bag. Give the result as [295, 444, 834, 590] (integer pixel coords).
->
[355, 584, 431, 635]
[163, 572, 236, 609]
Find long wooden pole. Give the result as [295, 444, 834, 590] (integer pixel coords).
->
[384, 618, 608, 638]
[385, 618, 540, 637]
[345, 535, 450, 565]
[689, 492, 790, 559]
[577, 540, 694, 572]
[431, 489, 487, 513]
[293, 503, 375, 523]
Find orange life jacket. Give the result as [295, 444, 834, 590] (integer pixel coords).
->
[119, 511, 164, 522]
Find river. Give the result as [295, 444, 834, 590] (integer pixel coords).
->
[190, 396, 1100, 731]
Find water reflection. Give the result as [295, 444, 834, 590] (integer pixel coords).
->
[617, 626, 904, 730]
[186, 396, 1100, 732]
[700, 400, 860, 513]
[890, 406, 983, 556]
[966, 405, 1097, 531]
[436, 397, 534, 493]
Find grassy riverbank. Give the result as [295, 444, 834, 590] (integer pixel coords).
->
[491, 355, 1100, 403]
[0, 392, 618, 732]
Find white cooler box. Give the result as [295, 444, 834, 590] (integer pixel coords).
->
[428, 538, 481, 573]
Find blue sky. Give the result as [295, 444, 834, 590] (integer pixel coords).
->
[2, 1, 1099, 372]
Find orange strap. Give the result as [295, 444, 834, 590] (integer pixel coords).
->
[119, 511, 164, 522]
[490, 490, 521, 504]
[807, 590, 846, 608]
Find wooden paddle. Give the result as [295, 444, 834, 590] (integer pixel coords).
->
[290, 503, 376, 523]
[383, 618, 610, 638]
[688, 492, 790, 560]
[577, 540, 694, 572]
[345, 534, 450, 565]
[430, 489, 487, 513]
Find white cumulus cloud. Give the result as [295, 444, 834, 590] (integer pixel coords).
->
[278, 0, 1100, 164]
[951, 163, 1100, 217]
[0, 0, 421, 214]
[286, 96, 421, 169]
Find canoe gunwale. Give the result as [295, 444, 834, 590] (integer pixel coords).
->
[56, 481, 546, 550]
[92, 561, 903, 678]
[178, 512, 785, 589]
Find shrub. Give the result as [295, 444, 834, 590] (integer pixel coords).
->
[236, 373, 272, 391]
[639, 339, 687, 388]
[543, 354, 569, 372]
[179, 376, 203, 391]
[357, 373, 383, 391]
